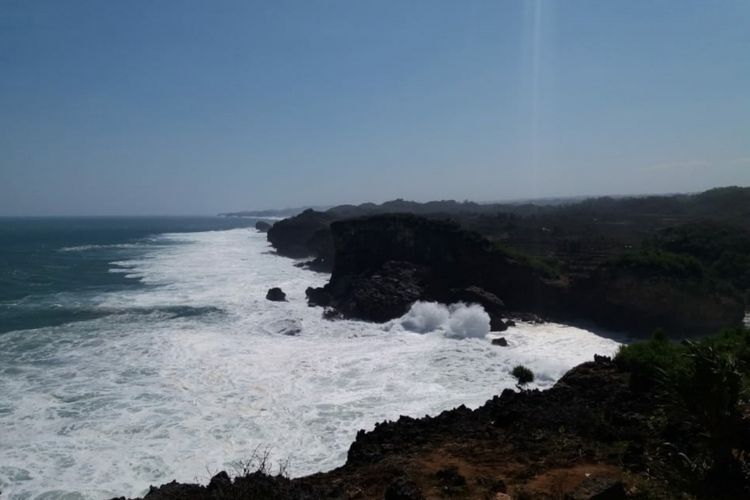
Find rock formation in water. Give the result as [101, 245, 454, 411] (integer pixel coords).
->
[266, 287, 287, 301]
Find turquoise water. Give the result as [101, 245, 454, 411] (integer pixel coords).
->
[0, 217, 257, 334]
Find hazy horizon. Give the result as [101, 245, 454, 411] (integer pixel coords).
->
[0, 184, 745, 218]
[2, 0, 749, 216]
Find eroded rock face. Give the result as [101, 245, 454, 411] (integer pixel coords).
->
[266, 209, 335, 259]
[305, 213, 744, 336]
[308, 260, 428, 322]
[266, 287, 287, 301]
[306, 214, 562, 323]
[574, 264, 745, 336]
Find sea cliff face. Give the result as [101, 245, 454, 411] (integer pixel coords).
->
[303, 214, 744, 337]
[266, 209, 336, 260]
[305, 214, 560, 325]
[576, 267, 745, 336]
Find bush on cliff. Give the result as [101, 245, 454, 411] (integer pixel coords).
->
[511, 365, 534, 387]
[616, 328, 750, 494]
[614, 331, 689, 392]
[615, 328, 750, 394]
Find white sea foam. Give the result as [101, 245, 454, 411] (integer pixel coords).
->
[394, 301, 490, 338]
[0, 229, 622, 499]
[59, 243, 145, 252]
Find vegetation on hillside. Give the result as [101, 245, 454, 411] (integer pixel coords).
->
[615, 328, 750, 496]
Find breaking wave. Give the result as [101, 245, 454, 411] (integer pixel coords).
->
[394, 301, 490, 339]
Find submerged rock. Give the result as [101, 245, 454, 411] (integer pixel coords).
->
[268, 318, 302, 336]
[491, 337, 508, 347]
[266, 287, 287, 301]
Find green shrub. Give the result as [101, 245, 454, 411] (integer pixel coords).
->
[614, 332, 689, 392]
[511, 365, 534, 386]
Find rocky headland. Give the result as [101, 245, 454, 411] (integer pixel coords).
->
[299, 213, 743, 337]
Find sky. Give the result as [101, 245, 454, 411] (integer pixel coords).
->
[1, 0, 748, 215]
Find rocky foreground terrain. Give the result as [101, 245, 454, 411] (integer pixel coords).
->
[115, 352, 750, 499]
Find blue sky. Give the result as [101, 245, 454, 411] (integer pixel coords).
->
[1, 0, 748, 215]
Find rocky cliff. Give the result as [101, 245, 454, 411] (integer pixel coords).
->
[266, 209, 336, 265]
[305, 214, 561, 325]
[305, 214, 744, 336]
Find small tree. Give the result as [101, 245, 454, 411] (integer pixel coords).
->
[512, 365, 534, 388]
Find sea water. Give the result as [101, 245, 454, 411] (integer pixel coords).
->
[0, 218, 621, 499]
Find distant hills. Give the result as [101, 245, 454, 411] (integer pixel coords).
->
[221, 187, 750, 225]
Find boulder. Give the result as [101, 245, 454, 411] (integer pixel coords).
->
[447, 286, 505, 314]
[491, 337, 508, 347]
[207, 471, 231, 492]
[490, 316, 508, 332]
[266, 287, 287, 302]
[255, 220, 272, 232]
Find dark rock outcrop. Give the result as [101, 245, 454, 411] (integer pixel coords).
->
[573, 258, 745, 336]
[305, 213, 744, 335]
[266, 209, 335, 260]
[306, 214, 565, 323]
[491, 337, 508, 346]
[307, 260, 428, 322]
[266, 287, 287, 302]
[255, 220, 272, 233]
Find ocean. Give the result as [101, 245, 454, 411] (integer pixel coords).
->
[0, 217, 620, 499]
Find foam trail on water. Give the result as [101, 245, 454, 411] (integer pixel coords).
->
[0, 229, 621, 499]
